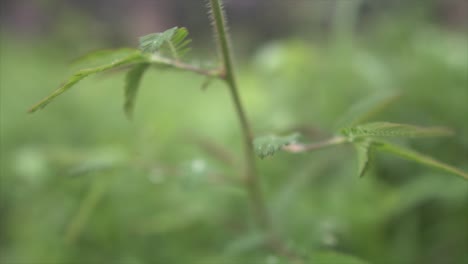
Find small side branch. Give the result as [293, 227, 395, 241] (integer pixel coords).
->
[171, 60, 221, 77]
[283, 137, 347, 153]
[149, 55, 222, 78]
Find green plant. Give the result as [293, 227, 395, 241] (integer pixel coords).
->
[261, 93, 467, 180]
[28, 0, 467, 262]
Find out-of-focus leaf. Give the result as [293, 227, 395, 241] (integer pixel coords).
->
[223, 232, 266, 256]
[253, 133, 300, 159]
[311, 251, 370, 264]
[341, 122, 453, 141]
[139, 27, 192, 59]
[382, 175, 468, 221]
[335, 91, 400, 129]
[354, 139, 374, 177]
[375, 141, 468, 180]
[124, 63, 150, 119]
[29, 50, 146, 113]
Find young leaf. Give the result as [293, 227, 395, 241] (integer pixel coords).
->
[341, 122, 453, 141]
[139, 27, 192, 59]
[354, 139, 374, 177]
[253, 133, 300, 159]
[29, 50, 146, 113]
[375, 141, 468, 180]
[124, 63, 150, 119]
[335, 91, 400, 130]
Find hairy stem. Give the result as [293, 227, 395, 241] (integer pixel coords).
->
[208, 0, 271, 232]
[209, 1, 304, 261]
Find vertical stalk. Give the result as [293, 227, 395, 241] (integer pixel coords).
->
[208, 0, 270, 231]
[332, 0, 362, 49]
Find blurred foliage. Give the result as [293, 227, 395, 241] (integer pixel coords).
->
[1, 8, 468, 264]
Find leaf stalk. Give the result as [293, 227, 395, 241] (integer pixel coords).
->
[282, 137, 347, 153]
[149, 55, 220, 78]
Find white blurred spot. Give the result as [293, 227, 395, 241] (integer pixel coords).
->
[191, 159, 206, 174]
[320, 220, 339, 247]
[13, 147, 48, 184]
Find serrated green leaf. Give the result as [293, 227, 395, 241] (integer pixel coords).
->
[355, 140, 374, 177]
[29, 51, 146, 113]
[335, 91, 400, 130]
[124, 63, 150, 119]
[341, 122, 453, 141]
[253, 133, 300, 159]
[311, 251, 370, 264]
[375, 141, 468, 180]
[139, 27, 192, 59]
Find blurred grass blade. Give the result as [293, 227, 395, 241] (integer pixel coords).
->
[65, 178, 107, 244]
[354, 140, 374, 177]
[253, 133, 300, 159]
[335, 91, 400, 130]
[29, 51, 146, 113]
[341, 122, 453, 140]
[376, 141, 468, 180]
[124, 63, 149, 119]
[139, 27, 192, 59]
[312, 251, 370, 264]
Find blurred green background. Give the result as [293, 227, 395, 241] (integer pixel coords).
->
[1, 0, 467, 263]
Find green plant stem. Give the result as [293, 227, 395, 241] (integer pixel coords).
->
[209, 2, 304, 261]
[208, 0, 270, 232]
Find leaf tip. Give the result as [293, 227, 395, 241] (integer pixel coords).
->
[27, 101, 47, 113]
[27, 106, 36, 114]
